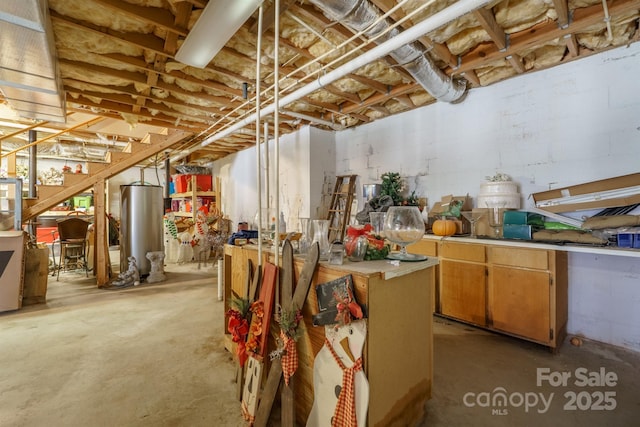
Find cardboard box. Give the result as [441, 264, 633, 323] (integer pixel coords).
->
[473, 207, 522, 237]
[430, 195, 472, 235]
[0, 231, 26, 312]
[23, 246, 49, 305]
[429, 194, 472, 218]
[473, 208, 494, 237]
[531, 173, 640, 213]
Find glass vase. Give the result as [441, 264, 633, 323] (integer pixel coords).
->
[298, 217, 311, 254]
[311, 219, 330, 261]
[254, 208, 277, 242]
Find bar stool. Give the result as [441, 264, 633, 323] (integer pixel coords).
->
[56, 217, 90, 280]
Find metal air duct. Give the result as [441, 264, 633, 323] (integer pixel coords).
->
[0, 0, 66, 122]
[172, 0, 489, 161]
[309, 0, 466, 103]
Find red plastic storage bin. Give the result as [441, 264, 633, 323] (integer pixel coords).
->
[173, 174, 189, 193]
[172, 174, 212, 193]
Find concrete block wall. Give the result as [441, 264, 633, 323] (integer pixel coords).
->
[333, 42, 640, 353]
[336, 42, 640, 212]
[212, 42, 640, 352]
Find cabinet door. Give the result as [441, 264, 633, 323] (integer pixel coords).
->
[439, 259, 487, 326]
[489, 266, 550, 344]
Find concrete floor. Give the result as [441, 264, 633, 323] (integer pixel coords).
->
[421, 318, 640, 426]
[1, 262, 639, 426]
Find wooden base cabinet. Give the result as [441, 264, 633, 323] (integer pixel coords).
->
[488, 247, 568, 348]
[434, 240, 568, 349]
[224, 244, 438, 426]
[438, 242, 487, 326]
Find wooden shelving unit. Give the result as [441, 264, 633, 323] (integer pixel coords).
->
[170, 175, 220, 221]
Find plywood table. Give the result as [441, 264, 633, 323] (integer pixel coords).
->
[223, 244, 438, 426]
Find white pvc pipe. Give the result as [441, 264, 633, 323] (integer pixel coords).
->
[217, 259, 223, 301]
[274, 0, 280, 267]
[264, 121, 270, 216]
[282, 110, 345, 131]
[195, 0, 489, 149]
[256, 5, 263, 262]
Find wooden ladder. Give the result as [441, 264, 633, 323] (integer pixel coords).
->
[326, 175, 357, 243]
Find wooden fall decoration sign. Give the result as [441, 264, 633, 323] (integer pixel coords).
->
[241, 262, 278, 424]
[234, 260, 261, 401]
[253, 241, 320, 427]
[280, 239, 296, 426]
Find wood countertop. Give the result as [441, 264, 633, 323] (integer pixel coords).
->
[420, 234, 640, 258]
[316, 257, 439, 280]
[235, 244, 439, 279]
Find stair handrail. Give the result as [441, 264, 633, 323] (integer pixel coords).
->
[0, 117, 104, 159]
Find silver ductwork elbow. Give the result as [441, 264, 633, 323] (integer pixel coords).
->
[309, 0, 466, 103]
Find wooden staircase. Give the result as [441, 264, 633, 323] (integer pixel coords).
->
[1, 129, 190, 229]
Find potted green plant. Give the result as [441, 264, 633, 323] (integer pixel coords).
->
[380, 172, 404, 206]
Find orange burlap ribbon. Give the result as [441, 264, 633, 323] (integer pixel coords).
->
[325, 338, 363, 427]
[281, 330, 298, 386]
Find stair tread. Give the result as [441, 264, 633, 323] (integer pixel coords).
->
[23, 130, 190, 221]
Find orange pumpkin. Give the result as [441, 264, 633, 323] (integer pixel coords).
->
[432, 219, 457, 236]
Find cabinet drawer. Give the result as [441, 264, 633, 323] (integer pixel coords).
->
[490, 247, 548, 270]
[407, 239, 438, 256]
[440, 241, 485, 262]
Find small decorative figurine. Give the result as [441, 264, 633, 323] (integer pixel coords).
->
[110, 256, 140, 287]
[193, 210, 210, 268]
[145, 251, 165, 283]
[176, 231, 194, 264]
[163, 212, 179, 263]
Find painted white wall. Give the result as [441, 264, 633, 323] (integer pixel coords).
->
[567, 252, 640, 351]
[333, 43, 640, 353]
[335, 43, 640, 211]
[210, 125, 335, 233]
[212, 43, 640, 352]
[309, 126, 336, 220]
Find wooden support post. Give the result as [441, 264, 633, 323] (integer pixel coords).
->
[6, 152, 17, 200]
[94, 178, 110, 286]
[6, 153, 17, 177]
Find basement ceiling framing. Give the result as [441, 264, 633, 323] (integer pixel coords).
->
[0, 0, 638, 165]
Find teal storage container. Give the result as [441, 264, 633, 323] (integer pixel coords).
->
[502, 224, 533, 240]
[503, 211, 544, 226]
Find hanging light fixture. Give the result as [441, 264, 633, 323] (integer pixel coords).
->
[175, 0, 263, 68]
